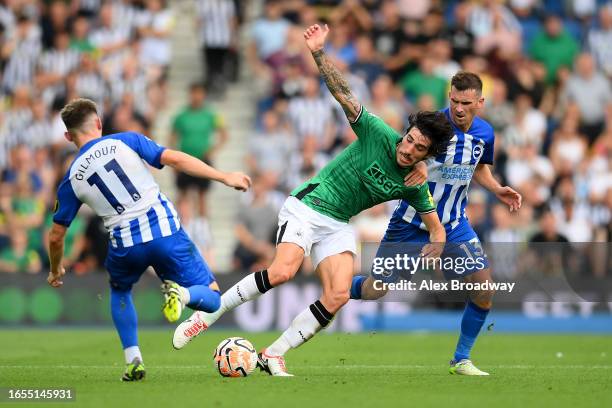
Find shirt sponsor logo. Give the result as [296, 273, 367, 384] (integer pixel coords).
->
[437, 165, 476, 181]
[365, 161, 402, 196]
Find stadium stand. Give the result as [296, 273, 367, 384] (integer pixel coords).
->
[0, 0, 609, 277]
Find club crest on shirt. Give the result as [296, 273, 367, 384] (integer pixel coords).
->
[472, 144, 484, 161]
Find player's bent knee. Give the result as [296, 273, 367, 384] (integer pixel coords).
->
[471, 289, 495, 309]
[267, 266, 297, 286]
[323, 290, 350, 313]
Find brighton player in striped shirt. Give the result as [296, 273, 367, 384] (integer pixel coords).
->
[350, 72, 522, 376]
[46, 98, 251, 381]
[172, 24, 453, 376]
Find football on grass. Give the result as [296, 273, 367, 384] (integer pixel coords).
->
[213, 337, 258, 377]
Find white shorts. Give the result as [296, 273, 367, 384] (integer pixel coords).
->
[276, 196, 357, 269]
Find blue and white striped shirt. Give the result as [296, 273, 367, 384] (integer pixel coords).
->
[393, 108, 495, 231]
[53, 132, 180, 248]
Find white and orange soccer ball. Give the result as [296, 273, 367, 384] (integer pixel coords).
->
[213, 337, 258, 377]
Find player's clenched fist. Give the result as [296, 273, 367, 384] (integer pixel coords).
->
[223, 172, 252, 192]
[304, 24, 329, 52]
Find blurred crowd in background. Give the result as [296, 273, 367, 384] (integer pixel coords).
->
[0, 0, 175, 274]
[0, 0, 610, 276]
[235, 0, 612, 274]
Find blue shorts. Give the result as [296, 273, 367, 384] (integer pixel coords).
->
[105, 228, 215, 291]
[372, 217, 489, 282]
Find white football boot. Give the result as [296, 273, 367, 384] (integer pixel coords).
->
[172, 311, 208, 350]
[449, 359, 490, 376]
[257, 349, 294, 377]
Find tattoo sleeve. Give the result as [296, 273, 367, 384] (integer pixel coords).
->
[311, 49, 362, 123]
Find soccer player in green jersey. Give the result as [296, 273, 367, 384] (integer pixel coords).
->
[172, 24, 453, 376]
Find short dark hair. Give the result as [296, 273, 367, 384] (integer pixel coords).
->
[189, 81, 206, 92]
[451, 71, 483, 94]
[60, 98, 99, 134]
[406, 111, 453, 157]
[535, 203, 553, 218]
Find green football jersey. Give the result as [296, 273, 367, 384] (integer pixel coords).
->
[290, 107, 435, 222]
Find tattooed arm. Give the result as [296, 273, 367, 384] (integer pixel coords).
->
[304, 24, 362, 122]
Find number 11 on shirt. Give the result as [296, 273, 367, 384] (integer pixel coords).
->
[87, 158, 141, 214]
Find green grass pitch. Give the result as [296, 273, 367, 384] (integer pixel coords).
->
[1, 329, 610, 407]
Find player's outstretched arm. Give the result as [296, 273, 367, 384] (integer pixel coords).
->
[304, 24, 361, 122]
[161, 149, 251, 191]
[420, 212, 446, 259]
[47, 223, 67, 288]
[473, 163, 522, 212]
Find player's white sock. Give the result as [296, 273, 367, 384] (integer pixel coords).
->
[267, 300, 334, 356]
[124, 346, 142, 364]
[178, 286, 190, 307]
[200, 270, 273, 326]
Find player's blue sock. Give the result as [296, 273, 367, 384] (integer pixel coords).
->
[350, 275, 367, 300]
[454, 300, 489, 361]
[187, 285, 221, 313]
[110, 288, 138, 348]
